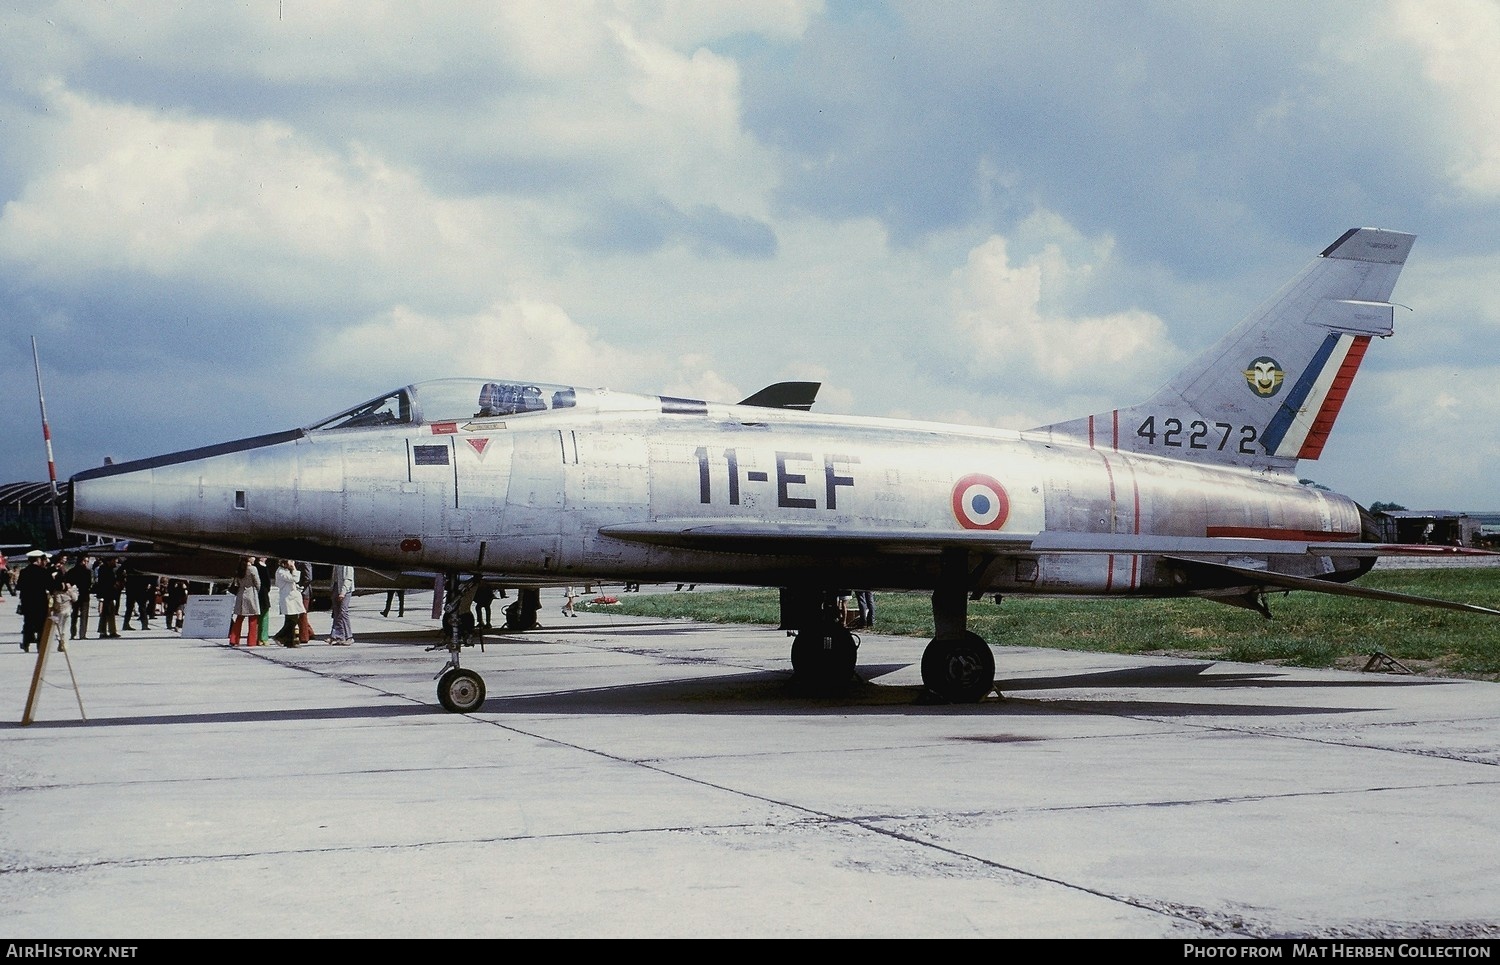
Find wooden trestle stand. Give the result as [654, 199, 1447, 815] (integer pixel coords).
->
[20, 617, 87, 724]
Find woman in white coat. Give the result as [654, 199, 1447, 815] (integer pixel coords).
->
[272, 558, 307, 646]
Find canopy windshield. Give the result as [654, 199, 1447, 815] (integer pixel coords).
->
[309, 379, 587, 431]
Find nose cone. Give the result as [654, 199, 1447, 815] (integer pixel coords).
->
[70, 428, 305, 546]
[70, 463, 160, 541]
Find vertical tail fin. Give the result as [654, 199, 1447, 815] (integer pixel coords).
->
[1030, 227, 1416, 470]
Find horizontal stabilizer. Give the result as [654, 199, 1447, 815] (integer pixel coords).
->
[1169, 557, 1500, 617]
[1037, 532, 1499, 559]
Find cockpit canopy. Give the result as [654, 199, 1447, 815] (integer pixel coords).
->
[308, 378, 589, 431]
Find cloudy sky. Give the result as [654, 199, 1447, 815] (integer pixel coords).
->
[2, 1, 1498, 511]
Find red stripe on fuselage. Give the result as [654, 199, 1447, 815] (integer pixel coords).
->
[1205, 526, 1359, 541]
[1085, 411, 1122, 451]
[1130, 461, 1140, 587]
[1098, 452, 1118, 591]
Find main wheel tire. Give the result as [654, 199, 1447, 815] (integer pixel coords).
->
[790, 625, 858, 692]
[503, 600, 539, 631]
[920, 632, 995, 703]
[438, 667, 487, 713]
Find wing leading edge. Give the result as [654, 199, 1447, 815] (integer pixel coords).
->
[601, 520, 1496, 559]
[599, 521, 1500, 615]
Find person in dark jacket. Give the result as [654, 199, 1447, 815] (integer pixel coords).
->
[95, 557, 122, 638]
[122, 565, 154, 630]
[164, 579, 189, 631]
[474, 583, 495, 628]
[17, 550, 56, 652]
[66, 555, 94, 640]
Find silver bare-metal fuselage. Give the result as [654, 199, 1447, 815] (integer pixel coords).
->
[65, 230, 1487, 709]
[69, 382, 1366, 599]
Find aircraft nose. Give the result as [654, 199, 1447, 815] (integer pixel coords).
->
[69, 427, 305, 542]
[70, 461, 163, 541]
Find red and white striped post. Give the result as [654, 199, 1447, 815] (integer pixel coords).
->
[31, 336, 63, 541]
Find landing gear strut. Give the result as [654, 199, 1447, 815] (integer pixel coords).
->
[432, 570, 488, 713]
[918, 550, 998, 703]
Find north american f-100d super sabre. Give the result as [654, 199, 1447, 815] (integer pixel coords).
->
[68, 227, 1498, 711]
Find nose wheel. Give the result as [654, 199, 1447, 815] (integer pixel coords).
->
[437, 666, 486, 713]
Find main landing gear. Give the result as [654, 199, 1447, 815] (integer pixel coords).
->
[918, 550, 998, 703]
[790, 621, 859, 692]
[780, 588, 860, 693]
[919, 631, 996, 704]
[503, 588, 541, 630]
[783, 552, 998, 703]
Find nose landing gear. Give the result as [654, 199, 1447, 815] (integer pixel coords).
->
[432, 570, 488, 713]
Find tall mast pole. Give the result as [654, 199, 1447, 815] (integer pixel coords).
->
[31, 335, 64, 542]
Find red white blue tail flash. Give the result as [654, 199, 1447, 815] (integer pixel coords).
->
[1261, 332, 1370, 460]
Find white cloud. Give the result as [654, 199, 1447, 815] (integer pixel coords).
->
[9, 2, 786, 217]
[25, 2, 601, 84]
[657, 354, 744, 406]
[320, 300, 638, 389]
[315, 300, 756, 407]
[1391, 0, 1500, 197]
[948, 225, 1177, 389]
[0, 85, 541, 314]
[607, 23, 774, 211]
[616, 0, 821, 48]
[1397, 252, 1500, 340]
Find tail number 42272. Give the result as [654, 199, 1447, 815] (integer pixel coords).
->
[1137, 416, 1259, 454]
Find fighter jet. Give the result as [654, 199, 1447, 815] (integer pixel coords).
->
[67, 228, 1498, 712]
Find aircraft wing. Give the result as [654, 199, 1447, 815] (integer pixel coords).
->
[601, 521, 1500, 561]
[599, 521, 1038, 555]
[602, 522, 1500, 616]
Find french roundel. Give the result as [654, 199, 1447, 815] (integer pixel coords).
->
[951, 473, 1009, 530]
